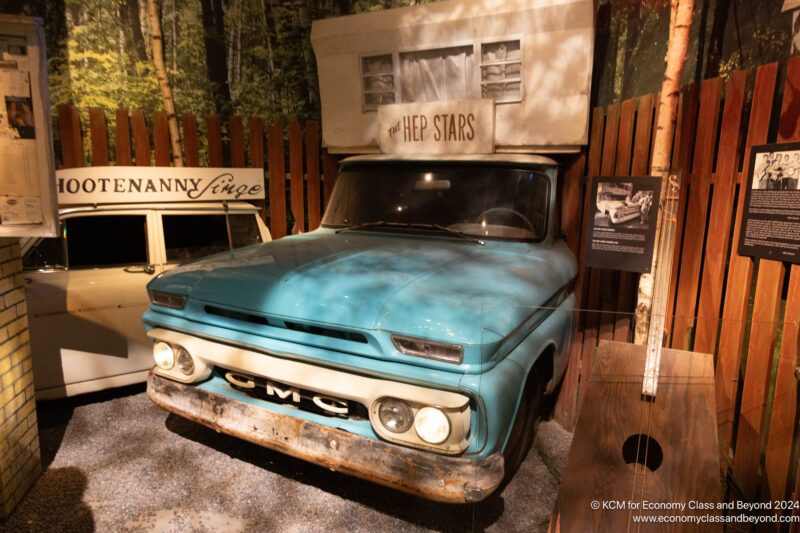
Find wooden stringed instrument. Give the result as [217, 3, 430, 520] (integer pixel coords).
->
[549, 171, 722, 532]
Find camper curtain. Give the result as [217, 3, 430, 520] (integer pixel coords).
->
[400, 46, 474, 103]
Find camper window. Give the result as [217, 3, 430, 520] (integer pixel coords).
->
[480, 40, 522, 102]
[399, 45, 475, 103]
[362, 54, 396, 110]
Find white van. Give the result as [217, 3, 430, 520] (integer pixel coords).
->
[21, 167, 270, 399]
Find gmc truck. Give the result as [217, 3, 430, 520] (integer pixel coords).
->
[143, 154, 577, 502]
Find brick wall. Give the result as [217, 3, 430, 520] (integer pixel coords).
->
[0, 238, 40, 517]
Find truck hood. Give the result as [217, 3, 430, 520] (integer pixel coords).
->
[149, 230, 576, 345]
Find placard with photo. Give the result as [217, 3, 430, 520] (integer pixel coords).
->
[583, 176, 661, 273]
[738, 143, 800, 265]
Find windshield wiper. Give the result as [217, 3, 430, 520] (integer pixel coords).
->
[397, 222, 485, 246]
[334, 220, 389, 234]
[336, 220, 484, 245]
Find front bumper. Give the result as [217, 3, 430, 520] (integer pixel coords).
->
[147, 371, 504, 503]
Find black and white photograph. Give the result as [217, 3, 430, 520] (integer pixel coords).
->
[593, 180, 655, 229]
[751, 148, 800, 190]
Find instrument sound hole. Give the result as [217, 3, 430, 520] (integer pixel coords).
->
[622, 433, 663, 471]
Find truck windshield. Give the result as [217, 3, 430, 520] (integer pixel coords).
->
[322, 164, 550, 241]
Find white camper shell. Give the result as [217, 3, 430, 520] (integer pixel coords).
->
[311, 0, 594, 154]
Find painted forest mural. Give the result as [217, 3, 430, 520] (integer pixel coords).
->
[5, 0, 438, 127]
[1, 0, 794, 141]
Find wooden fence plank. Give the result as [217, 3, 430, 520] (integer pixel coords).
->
[322, 149, 338, 208]
[664, 84, 700, 341]
[574, 107, 606, 416]
[132, 109, 151, 166]
[207, 114, 223, 167]
[268, 120, 287, 239]
[767, 269, 800, 503]
[671, 77, 723, 351]
[57, 105, 82, 168]
[230, 115, 245, 167]
[115, 109, 132, 166]
[612, 99, 636, 342]
[716, 62, 778, 456]
[597, 103, 621, 342]
[182, 114, 199, 167]
[631, 94, 655, 176]
[289, 120, 304, 234]
[614, 99, 635, 176]
[694, 69, 747, 355]
[249, 118, 267, 225]
[764, 56, 800, 505]
[89, 108, 108, 166]
[734, 57, 800, 499]
[153, 111, 170, 166]
[734, 262, 787, 499]
[306, 121, 321, 230]
[552, 153, 587, 428]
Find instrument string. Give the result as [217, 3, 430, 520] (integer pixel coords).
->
[627, 174, 679, 532]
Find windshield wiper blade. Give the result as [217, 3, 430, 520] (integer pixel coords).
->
[398, 222, 485, 246]
[334, 220, 388, 234]
[335, 220, 484, 245]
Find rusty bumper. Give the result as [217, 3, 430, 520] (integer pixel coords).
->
[147, 371, 504, 503]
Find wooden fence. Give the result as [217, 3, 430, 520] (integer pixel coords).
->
[55, 106, 338, 240]
[553, 56, 800, 511]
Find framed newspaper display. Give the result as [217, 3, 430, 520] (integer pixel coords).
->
[0, 15, 58, 237]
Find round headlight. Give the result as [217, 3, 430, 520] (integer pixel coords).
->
[414, 407, 450, 444]
[153, 342, 174, 370]
[378, 398, 414, 433]
[176, 347, 194, 375]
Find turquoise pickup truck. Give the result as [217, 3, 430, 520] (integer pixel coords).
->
[143, 154, 577, 503]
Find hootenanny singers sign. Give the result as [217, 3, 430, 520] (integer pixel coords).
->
[377, 99, 495, 154]
[56, 166, 265, 204]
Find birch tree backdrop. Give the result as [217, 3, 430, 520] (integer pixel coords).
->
[34, 0, 438, 125]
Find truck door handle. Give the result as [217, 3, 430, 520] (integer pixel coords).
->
[123, 264, 156, 275]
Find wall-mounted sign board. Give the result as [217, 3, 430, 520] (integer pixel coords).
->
[0, 15, 58, 237]
[56, 167, 266, 205]
[583, 176, 661, 273]
[737, 143, 800, 265]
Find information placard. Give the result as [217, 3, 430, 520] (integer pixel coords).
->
[737, 142, 800, 265]
[583, 176, 661, 273]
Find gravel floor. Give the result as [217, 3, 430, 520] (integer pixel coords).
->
[1, 384, 572, 533]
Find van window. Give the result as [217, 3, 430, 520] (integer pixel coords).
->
[229, 214, 262, 248]
[66, 215, 148, 268]
[163, 214, 229, 262]
[162, 214, 262, 263]
[23, 235, 65, 270]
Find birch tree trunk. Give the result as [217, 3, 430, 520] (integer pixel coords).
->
[147, 0, 184, 166]
[634, 0, 694, 344]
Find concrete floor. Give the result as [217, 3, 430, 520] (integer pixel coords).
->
[1, 385, 573, 533]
